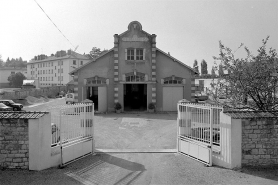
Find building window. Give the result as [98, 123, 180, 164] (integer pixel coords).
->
[164, 76, 183, 84]
[126, 72, 145, 82]
[73, 60, 76, 65]
[80, 61, 83, 65]
[127, 49, 134, 60]
[55, 66, 56, 70]
[126, 48, 145, 61]
[11, 72, 15, 75]
[136, 49, 143, 60]
[86, 76, 106, 85]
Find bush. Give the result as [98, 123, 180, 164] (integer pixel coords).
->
[115, 102, 122, 110]
[148, 102, 155, 110]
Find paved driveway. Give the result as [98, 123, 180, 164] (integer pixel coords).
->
[1, 153, 277, 185]
[94, 113, 177, 151]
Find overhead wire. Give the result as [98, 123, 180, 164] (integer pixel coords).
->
[33, 0, 75, 49]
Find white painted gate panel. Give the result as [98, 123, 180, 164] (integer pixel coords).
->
[177, 103, 223, 166]
[163, 87, 183, 111]
[98, 86, 107, 112]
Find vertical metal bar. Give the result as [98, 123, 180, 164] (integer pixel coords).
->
[92, 103, 95, 155]
[177, 103, 180, 153]
[59, 108, 63, 167]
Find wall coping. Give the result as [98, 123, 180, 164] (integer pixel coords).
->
[0, 111, 49, 119]
[224, 110, 278, 119]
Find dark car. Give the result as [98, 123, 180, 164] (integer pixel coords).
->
[0, 103, 13, 111]
[0, 100, 23, 111]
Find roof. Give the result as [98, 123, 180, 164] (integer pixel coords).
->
[224, 110, 278, 119]
[69, 49, 114, 75]
[156, 48, 197, 74]
[0, 111, 49, 119]
[69, 48, 196, 75]
[28, 51, 91, 64]
[0, 67, 27, 71]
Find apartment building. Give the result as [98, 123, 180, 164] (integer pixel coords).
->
[27, 50, 91, 87]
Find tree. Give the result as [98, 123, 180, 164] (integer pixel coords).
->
[201, 59, 208, 75]
[211, 66, 216, 76]
[209, 36, 278, 110]
[4, 57, 27, 68]
[0, 55, 4, 68]
[7, 72, 26, 87]
[89, 47, 108, 59]
[218, 64, 224, 76]
[193, 59, 199, 74]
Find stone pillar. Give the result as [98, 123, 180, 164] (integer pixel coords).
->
[151, 34, 157, 103]
[73, 73, 78, 103]
[114, 34, 119, 103]
[191, 75, 196, 102]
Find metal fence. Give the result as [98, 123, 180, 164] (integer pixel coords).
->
[49, 103, 94, 147]
[178, 103, 223, 146]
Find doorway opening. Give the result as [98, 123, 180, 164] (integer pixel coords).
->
[87, 86, 98, 110]
[124, 84, 147, 111]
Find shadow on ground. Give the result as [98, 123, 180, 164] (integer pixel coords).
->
[239, 166, 278, 182]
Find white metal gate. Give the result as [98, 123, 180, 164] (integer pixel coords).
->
[177, 102, 222, 166]
[49, 103, 94, 167]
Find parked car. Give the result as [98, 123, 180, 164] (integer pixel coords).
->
[0, 103, 13, 111]
[0, 100, 23, 111]
[65, 93, 74, 104]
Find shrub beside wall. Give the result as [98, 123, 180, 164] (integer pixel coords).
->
[0, 119, 29, 169]
[242, 119, 278, 167]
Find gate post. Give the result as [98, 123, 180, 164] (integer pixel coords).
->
[209, 106, 213, 166]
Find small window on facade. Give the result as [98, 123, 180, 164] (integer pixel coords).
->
[136, 49, 143, 60]
[164, 76, 183, 84]
[11, 72, 15, 75]
[127, 49, 134, 60]
[80, 61, 83, 65]
[73, 60, 76, 65]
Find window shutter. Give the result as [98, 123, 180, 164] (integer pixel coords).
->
[143, 49, 146, 60]
[125, 49, 127, 60]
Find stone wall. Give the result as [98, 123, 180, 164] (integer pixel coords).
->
[0, 119, 29, 169]
[242, 119, 278, 167]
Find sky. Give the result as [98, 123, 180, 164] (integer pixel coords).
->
[0, 0, 277, 72]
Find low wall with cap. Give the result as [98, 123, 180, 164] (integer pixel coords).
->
[0, 112, 50, 170]
[0, 119, 29, 169]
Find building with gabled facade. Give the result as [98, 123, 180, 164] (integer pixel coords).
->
[27, 50, 91, 87]
[70, 21, 197, 112]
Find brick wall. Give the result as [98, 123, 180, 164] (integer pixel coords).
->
[0, 119, 29, 169]
[242, 119, 278, 167]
